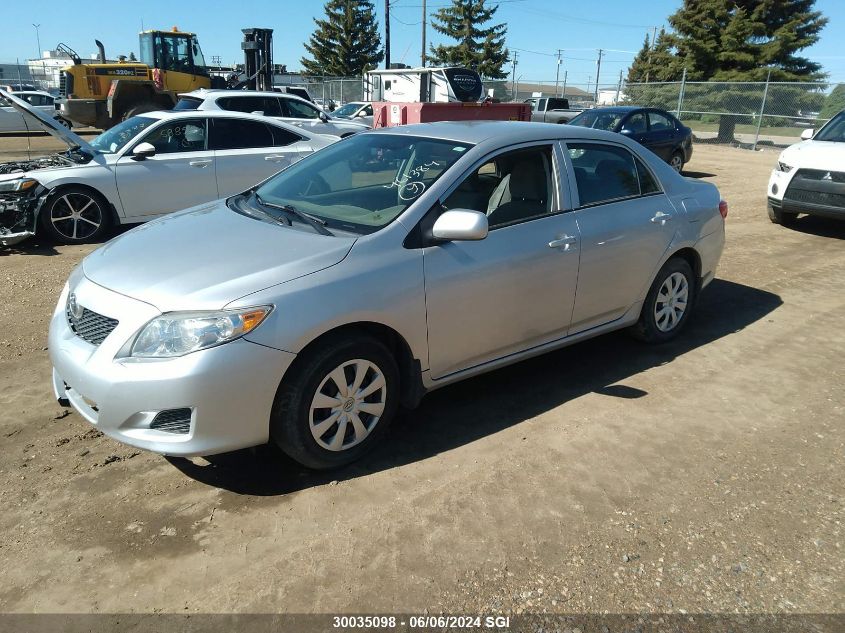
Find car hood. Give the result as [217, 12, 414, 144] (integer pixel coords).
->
[780, 139, 845, 170]
[82, 199, 356, 312]
[0, 89, 96, 154]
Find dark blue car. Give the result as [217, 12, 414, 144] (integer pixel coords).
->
[568, 106, 693, 172]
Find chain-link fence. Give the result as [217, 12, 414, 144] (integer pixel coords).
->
[275, 76, 364, 108]
[617, 77, 837, 149]
[0, 61, 63, 92]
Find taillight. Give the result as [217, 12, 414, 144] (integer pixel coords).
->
[719, 200, 728, 219]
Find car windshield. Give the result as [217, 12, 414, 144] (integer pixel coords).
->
[569, 110, 626, 131]
[334, 103, 363, 117]
[813, 111, 845, 142]
[88, 116, 157, 154]
[251, 133, 472, 234]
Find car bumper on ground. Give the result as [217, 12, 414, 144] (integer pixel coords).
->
[48, 276, 296, 457]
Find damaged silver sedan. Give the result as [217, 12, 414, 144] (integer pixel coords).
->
[0, 89, 336, 247]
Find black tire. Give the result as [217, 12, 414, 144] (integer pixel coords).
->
[122, 102, 159, 120]
[40, 186, 112, 244]
[270, 335, 400, 470]
[669, 150, 684, 173]
[630, 257, 696, 343]
[767, 204, 798, 225]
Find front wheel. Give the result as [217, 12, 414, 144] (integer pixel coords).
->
[270, 336, 399, 469]
[630, 257, 696, 343]
[40, 187, 111, 244]
[768, 204, 798, 225]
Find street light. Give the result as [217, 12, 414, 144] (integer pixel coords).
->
[32, 24, 42, 59]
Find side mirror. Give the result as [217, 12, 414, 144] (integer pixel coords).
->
[619, 127, 634, 136]
[432, 209, 489, 242]
[251, 110, 265, 116]
[800, 128, 814, 140]
[131, 142, 156, 160]
[319, 111, 329, 123]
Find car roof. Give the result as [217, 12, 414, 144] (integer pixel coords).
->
[139, 109, 319, 135]
[367, 120, 632, 145]
[179, 89, 314, 104]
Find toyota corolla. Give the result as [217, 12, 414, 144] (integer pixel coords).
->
[49, 121, 726, 469]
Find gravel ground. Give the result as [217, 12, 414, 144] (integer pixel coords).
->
[0, 140, 842, 622]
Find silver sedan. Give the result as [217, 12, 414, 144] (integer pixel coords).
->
[49, 121, 726, 469]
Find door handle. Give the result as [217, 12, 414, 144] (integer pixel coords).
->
[650, 211, 673, 225]
[189, 159, 212, 168]
[264, 155, 288, 162]
[548, 235, 578, 250]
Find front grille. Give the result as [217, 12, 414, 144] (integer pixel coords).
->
[66, 305, 119, 345]
[58, 71, 66, 97]
[150, 409, 192, 434]
[783, 188, 845, 208]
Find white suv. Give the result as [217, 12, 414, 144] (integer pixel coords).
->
[176, 90, 369, 138]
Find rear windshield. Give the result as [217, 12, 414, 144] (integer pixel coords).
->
[173, 97, 202, 111]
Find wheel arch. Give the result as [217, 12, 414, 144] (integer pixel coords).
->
[667, 246, 702, 294]
[289, 321, 425, 409]
[37, 183, 119, 233]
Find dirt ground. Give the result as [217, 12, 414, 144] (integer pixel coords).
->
[0, 138, 842, 622]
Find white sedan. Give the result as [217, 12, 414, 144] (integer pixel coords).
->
[767, 109, 845, 225]
[0, 91, 337, 246]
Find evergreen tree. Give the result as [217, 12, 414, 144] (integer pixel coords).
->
[627, 28, 677, 83]
[128, 52, 137, 62]
[820, 84, 845, 119]
[301, 0, 384, 76]
[666, 0, 827, 81]
[428, 0, 509, 79]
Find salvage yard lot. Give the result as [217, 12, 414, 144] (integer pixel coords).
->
[0, 140, 842, 615]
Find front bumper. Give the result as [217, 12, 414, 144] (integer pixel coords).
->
[767, 168, 845, 220]
[49, 275, 296, 457]
[0, 189, 44, 247]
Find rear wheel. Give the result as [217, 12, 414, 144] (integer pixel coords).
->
[270, 335, 399, 469]
[630, 257, 696, 343]
[767, 204, 798, 225]
[669, 151, 684, 173]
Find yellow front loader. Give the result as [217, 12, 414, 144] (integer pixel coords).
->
[56, 28, 219, 129]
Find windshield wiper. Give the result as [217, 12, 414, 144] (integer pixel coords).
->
[253, 192, 333, 236]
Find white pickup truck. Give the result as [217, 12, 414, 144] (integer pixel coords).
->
[524, 97, 583, 124]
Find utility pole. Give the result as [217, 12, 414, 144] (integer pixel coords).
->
[421, 0, 426, 67]
[554, 50, 562, 97]
[594, 48, 603, 103]
[561, 70, 567, 98]
[385, 0, 391, 69]
[510, 51, 518, 99]
[615, 69, 623, 105]
[645, 26, 658, 83]
[32, 24, 41, 58]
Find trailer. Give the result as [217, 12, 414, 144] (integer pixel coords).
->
[364, 67, 483, 104]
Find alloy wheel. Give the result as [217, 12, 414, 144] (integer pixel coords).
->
[309, 359, 387, 451]
[50, 193, 103, 241]
[654, 271, 689, 332]
[670, 154, 683, 172]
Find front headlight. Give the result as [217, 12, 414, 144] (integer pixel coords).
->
[130, 306, 272, 358]
[0, 178, 38, 193]
[776, 161, 793, 173]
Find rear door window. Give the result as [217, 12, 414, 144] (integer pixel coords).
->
[648, 111, 674, 131]
[567, 143, 640, 206]
[216, 96, 282, 116]
[210, 118, 274, 149]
